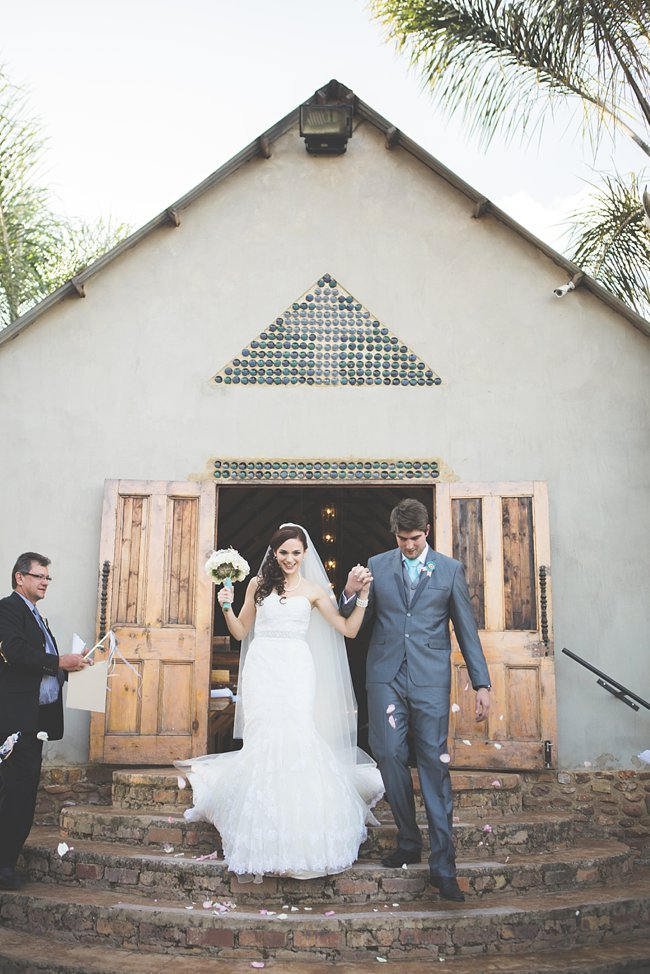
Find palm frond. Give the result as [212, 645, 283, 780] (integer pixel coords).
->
[371, 0, 650, 154]
[567, 171, 650, 316]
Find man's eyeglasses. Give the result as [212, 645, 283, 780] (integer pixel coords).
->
[20, 572, 53, 583]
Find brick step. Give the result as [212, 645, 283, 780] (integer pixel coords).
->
[1, 928, 649, 974]
[113, 767, 523, 817]
[22, 828, 632, 904]
[60, 806, 577, 859]
[0, 928, 649, 974]
[0, 876, 648, 961]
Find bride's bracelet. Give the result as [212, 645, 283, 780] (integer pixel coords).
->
[356, 597, 369, 608]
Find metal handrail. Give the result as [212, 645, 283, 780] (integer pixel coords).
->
[561, 648, 649, 712]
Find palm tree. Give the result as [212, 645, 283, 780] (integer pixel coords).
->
[0, 70, 129, 329]
[371, 0, 650, 316]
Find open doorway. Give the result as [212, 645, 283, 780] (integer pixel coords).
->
[209, 485, 435, 753]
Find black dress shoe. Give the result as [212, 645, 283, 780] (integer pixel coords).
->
[0, 868, 18, 891]
[381, 848, 422, 868]
[431, 874, 465, 902]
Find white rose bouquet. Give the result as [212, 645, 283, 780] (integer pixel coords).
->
[205, 548, 250, 611]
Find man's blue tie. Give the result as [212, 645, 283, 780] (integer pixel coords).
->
[404, 557, 420, 584]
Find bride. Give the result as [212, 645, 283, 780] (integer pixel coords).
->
[176, 523, 384, 880]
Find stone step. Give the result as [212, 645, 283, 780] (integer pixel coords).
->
[0, 928, 649, 974]
[22, 828, 632, 904]
[0, 876, 648, 961]
[113, 767, 523, 817]
[60, 806, 577, 859]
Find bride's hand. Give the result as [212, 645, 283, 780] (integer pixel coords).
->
[360, 576, 372, 599]
[217, 586, 234, 608]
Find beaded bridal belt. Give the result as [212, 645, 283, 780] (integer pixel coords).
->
[254, 630, 305, 640]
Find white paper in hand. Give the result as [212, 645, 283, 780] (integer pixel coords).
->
[71, 633, 87, 655]
[66, 660, 109, 712]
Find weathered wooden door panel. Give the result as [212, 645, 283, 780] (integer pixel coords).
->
[435, 482, 556, 770]
[90, 480, 215, 764]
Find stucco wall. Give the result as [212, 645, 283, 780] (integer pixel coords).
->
[1, 120, 648, 767]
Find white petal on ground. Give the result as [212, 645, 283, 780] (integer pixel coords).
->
[451, 704, 460, 713]
[57, 842, 69, 857]
[462, 740, 471, 746]
[36, 731, 49, 741]
[177, 776, 187, 789]
[251, 963, 265, 970]
[276, 913, 288, 920]
[163, 844, 174, 853]
[638, 750, 650, 764]
[376, 959, 388, 964]
[291, 906, 299, 912]
[386, 704, 396, 714]
[392, 902, 399, 907]
[202, 900, 213, 909]
[584, 761, 592, 767]
[483, 824, 493, 833]
[303, 907, 312, 911]
[493, 743, 503, 750]
[401, 863, 408, 870]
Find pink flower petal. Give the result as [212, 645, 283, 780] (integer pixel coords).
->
[324, 910, 336, 916]
[386, 704, 396, 714]
[251, 963, 265, 969]
[440, 753, 451, 764]
[491, 779, 502, 788]
[388, 715, 396, 729]
[482, 824, 493, 833]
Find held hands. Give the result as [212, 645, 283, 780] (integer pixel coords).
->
[475, 687, 490, 722]
[344, 564, 373, 599]
[217, 586, 233, 610]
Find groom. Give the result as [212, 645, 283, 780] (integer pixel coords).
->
[341, 498, 490, 901]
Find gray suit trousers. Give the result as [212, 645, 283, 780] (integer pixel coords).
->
[368, 659, 455, 877]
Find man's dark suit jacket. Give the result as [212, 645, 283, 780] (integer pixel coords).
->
[0, 592, 64, 741]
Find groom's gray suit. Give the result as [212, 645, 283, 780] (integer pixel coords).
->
[342, 545, 490, 878]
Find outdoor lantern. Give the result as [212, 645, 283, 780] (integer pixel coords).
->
[299, 104, 353, 155]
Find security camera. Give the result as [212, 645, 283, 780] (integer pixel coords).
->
[553, 281, 576, 298]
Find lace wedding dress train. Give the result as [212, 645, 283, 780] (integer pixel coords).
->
[176, 592, 384, 879]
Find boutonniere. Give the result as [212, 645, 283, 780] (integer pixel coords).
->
[419, 561, 436, 578]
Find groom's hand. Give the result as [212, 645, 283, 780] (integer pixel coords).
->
[475, 688, 490, 722]
[344, 565, 372, 599]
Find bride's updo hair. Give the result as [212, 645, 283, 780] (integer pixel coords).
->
[255, 525, 308, 606]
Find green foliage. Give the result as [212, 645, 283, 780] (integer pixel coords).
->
[0, 71, 129, 329]
[567, 172, 650, 316]
[372, 0, 650, 316]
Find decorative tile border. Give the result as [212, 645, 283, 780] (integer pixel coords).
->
[213, 459, 439, 482]
[213, 273, 441, 387]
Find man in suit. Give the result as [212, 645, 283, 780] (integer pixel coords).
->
[341, 499, 490, 902]
[0, 552, 89, 889]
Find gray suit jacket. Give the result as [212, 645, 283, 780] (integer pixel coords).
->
[343, 546, 490, 690]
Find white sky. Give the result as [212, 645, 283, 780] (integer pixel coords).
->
[2, 0, 643, 254]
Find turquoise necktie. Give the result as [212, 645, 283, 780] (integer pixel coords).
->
[404, 557, 420, 584]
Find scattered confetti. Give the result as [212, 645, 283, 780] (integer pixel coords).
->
[203, 900, 213, 909]
[303, 907, 312, 911]
[638, 750, 650, 765]
[478, 841, 484, 847]
[440, 753, 451, 764]
[451, 704, 460, 713]
[259, 909, 268, 916]
[36, 731, 49, 741]
[453, 816, 460, 824]
[195, 851, 220, 861]
[491, 780, 502, 788]
[392, 902, 399, 907]
[386, 704, 396, 715]
[376, 959, 388, 964]
[493, 743, 503, 750]
[505, 856, 510, 863]
[462, 739, 471, 746]
[251, 964, 265, 970]
[499, 714, 504, 721]
[324, 910, 336, 916]
[483, 825, 493, 833]
[373, 907, 379, 912]
[177, 776, 187, 789]
[464, 682, 470, 691]
[163, 844, 174, 853]
[57, 842, 69, 858]
[576, 910, 580, 916]
[185, 906, 194, 910]
[401, 864, 408, 871]
[282, 904, 290, 909]
[291, 906, 299, 912]
[276, 913, 288, 920]
[583, 761, 592, 768]
[388, 715, 396, 729]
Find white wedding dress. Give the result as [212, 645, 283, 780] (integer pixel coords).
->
[177, 591, 384, 879]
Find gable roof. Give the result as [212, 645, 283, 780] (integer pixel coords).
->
[1, 79, 648, 348]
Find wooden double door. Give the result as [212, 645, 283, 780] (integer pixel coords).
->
[89, 479, 556, 769]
